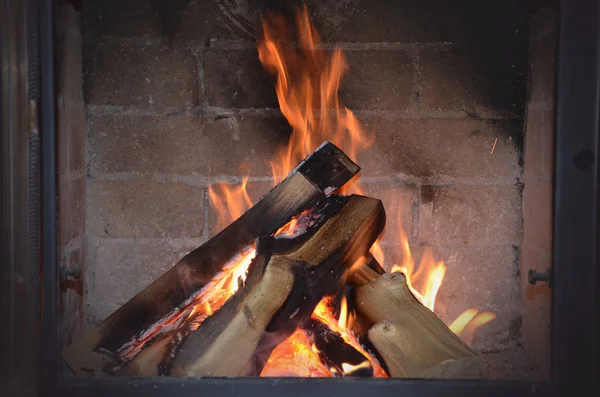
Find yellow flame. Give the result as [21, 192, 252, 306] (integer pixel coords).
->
[311, 297, 387, 377]
[341, 361, 371, 375]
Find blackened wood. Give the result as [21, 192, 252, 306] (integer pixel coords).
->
[62, 141, 360, 375]
[169, 194, 385, 377]
[307, 319, 373, 377]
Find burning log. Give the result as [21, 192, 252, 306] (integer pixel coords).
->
[113, 332, 176, 376]
[307, 319, 373, 377]
[62, 142, 360, 375]
[349, 265, 482, 379]
[168, 194, 385, 377]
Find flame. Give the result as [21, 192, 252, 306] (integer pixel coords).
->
[260, 329, 333, 377]
[208, 169, 253, 231]
[136, 4, 497, 375]
[449, 309, 497, 345]
[376, 204, 494, 344]
[311, 297, 388, 377]
[118, 246, 255, 359]
[258, 6, 374, 183]
[341, 361, 372, 375]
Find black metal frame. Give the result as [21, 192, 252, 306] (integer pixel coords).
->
[30, 0, 598, 395]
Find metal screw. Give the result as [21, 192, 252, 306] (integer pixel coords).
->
[528, 268, 551, 287]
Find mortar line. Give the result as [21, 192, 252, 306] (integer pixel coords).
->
[195, 47, 208, 107]
[203, 187, 210, 240]
[88, 171, 521, 188]
[413, 184, 421, 242]
[88, 171, 522, 188]
[92, 36, 460, 51]
[85, 104, 520, 120]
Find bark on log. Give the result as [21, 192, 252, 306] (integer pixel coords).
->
[169, 194, 385, 377]
[352, 272, 481, 378]
[62, 142, 360, 375]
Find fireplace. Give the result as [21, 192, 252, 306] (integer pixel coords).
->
[1, 0, 598, 395]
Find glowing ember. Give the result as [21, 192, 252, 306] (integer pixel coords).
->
[260, 329, 333, 377]
[118, 246, 255, 360]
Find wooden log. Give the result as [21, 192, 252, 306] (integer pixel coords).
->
[307, 319, 374, 377]
[113, 332, 176, 376]
[353, 271, 482, 378]
[169, 194, 385, 377]
[62, 141, 360, 375]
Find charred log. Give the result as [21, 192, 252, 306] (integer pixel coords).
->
[168, 194, 385, 377]
[62, 141, 360, 376]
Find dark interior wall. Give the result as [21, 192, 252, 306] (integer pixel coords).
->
[77, 0, 533, 379]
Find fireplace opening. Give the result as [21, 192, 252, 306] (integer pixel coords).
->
[55, 0, 555, 381]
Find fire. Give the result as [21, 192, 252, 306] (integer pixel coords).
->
[118, 246, 255, 359]
[377, 203, 494, 343]
[311, 297, 388, 377]
[260, 329, 332, 377]
[449, 308, 497, 345]
[258, 6, 374, 182]
[208, 169, 253, 231]
[199, 5, 495, 377]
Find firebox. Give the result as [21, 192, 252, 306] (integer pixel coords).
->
[1, 0, 598, 396]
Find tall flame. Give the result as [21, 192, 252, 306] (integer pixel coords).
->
[201, 6, 495, 377]
[258, 6, 374, 182]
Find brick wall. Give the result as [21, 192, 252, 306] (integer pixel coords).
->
[80, 0, 531, 377]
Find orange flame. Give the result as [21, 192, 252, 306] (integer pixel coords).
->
[208, 168, 253, 232]
[260, 329, 333, 377]
[376, 204, 494, 344]
[311, 297, 388, 377]
[258, 6, 374, 183]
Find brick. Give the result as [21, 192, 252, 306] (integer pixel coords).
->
[524, 107, 554, 183]
[419, 46, 527, 114]
[339, 51, 414, 110]
[60, 287, 84, 349]
[88, 114, 289, 176]
[83, 0, 238, 41]
[87, 180, 204, 238]
[352, 184, 417, 245]
[480, 348, 532, 380]
[58, 177, 86, 247]
[84, 41, 198, 107]
[71, 177, 86, 242]
[529, 33, 557, 104]
[522, 181, 553, 250]
[86, 237, 202, 323]
[58, 179, 71, 248]
[519, 246, 551, 378]
[56, 4, 85, 176]
[418, 186, 522, 246]
[331, 0, 527, 44]
[203, 49, 278, 109]
[356, 118, 522, 184]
